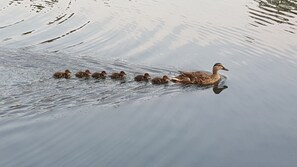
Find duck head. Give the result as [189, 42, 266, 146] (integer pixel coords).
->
[213, 63, 228, 74]
[65, 69, 71, 74]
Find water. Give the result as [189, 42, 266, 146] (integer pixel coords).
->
[1, 0, 297, 166]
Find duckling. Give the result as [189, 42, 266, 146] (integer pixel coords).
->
[109, 71, 126, 80]
[171, 63, 228, 85]
[92, 71, 107, 79]
[134, 73, 151, 82]
[53, 69, 71, 79]
[151, 75, 170, 84]
[75, 70, 92, 78]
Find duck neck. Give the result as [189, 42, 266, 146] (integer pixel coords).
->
[212, 69, 219, 75]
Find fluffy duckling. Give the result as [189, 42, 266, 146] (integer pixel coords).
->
[75, 70, 92, 78]
[92, 71, 107, 79]
[53, 69, 71, 79]
[109, 71, 126, 80]
[134, 73, 151, 82]
[171, 63, 228, 85]
[151, 75, 170, 84]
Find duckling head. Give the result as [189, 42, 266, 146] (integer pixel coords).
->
[101, 71, 107, 76]
[65, 69, 71, 74]
[144, 73, 150, 78]
[85, 70, 91, 75]
[120, 71, 126, 75]
[163, 75, 170, 81]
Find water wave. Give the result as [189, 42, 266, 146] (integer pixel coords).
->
[248, 0, 297, 33]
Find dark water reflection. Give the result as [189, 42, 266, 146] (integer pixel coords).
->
[248, 0, 297, 33]
[1, 0, 297, 166]
[7, 0, 59, 12]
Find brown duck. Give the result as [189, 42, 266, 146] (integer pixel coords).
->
[53, 69, 71, 79]
[171, 63, 228, 85]
[151, 75, 170, 84]
[109, 71, 126, 80]
[134, 73, 151, 82]
[75, 70, 92, 78]
[92, 71, 107, 79]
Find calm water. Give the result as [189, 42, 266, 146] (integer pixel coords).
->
[1, 0, 297, 166]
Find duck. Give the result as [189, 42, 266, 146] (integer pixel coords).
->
[75, 70, 92, 78]
[171, 63, 228, 85]
[109, 71, 126, 80]
[53, 69, 71, 79]
[134, 73, 151, 82]
[92, 71, 107, 79]
[151, 75, 170, 84]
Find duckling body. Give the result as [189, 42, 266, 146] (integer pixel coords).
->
[172, 63, 228, 85]
[53, 69, 71, 79]
[151, 75, 170, 84]
[110, 71, 126, 80]
[134, 73, 151, 82]
[92, 71, 107, 79]
[75, 70, 91, 78]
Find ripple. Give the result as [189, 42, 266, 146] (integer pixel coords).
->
[248, 0, 297, 30]
[0, 19, 24, 29]
[40, 21, 90, 44]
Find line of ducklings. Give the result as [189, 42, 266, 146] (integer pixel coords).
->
[53, 63, 228, 85]
[53, 69, 170, 84]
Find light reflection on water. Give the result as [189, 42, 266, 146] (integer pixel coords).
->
[1, 0, 297, 167]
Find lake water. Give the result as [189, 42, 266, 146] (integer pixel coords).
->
[1, 0, 297, 166]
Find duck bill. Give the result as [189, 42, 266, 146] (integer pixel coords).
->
[222, 67, 229, 71]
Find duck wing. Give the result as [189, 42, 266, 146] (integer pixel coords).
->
[179, 71, 218, 85]
[179, 71, 210, 79]
[193, 73, 219, 85]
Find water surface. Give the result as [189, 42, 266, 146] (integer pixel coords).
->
[1, 0, 297, 166]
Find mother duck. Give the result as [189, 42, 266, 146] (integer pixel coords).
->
[171, 63, 228, 85]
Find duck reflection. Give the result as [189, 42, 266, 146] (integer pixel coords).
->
[212, 82, 228, 94]
[179, 81, 228, 94]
